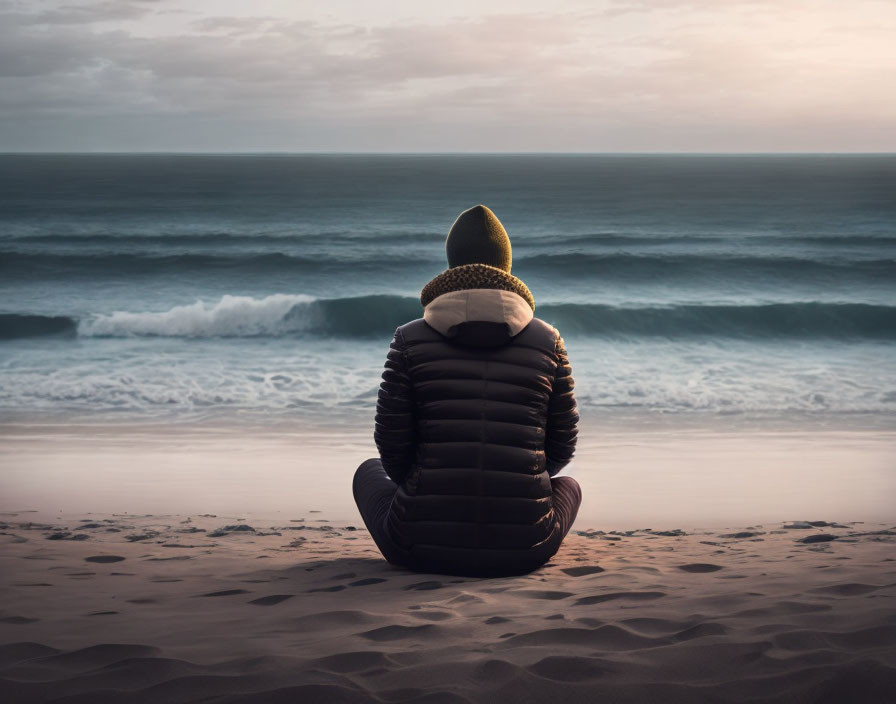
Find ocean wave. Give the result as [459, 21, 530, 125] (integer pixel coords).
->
[79, 294, 316, 338]
[2, 250, 894, 282]
[0, 230, 444, 247]
[76, 294, 422, 338]
[538, 301, 896, 339]
[514, 253, 896, 279]
[6, 231, 896, 248]
[522, 232, 896, 248]
[4, 295, 895, 341]
[0, 250, 434, 276]
[0, 314, 78, 340]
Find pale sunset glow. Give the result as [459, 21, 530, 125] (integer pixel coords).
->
[1, 0, 894, 151]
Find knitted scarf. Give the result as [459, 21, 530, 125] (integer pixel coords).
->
[420, 263, 535, 311]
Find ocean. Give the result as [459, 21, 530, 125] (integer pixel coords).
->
[1, 154, 895, 431]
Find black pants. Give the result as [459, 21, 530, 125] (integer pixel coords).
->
[352, 457, 582, 569]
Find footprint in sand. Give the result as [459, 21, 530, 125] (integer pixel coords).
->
[574, 591, 666, 606]
[360, 624, 437, 641]
[85, 555, 125, 563]
[307, 585, 347, 593]
[671, 622, 729, 641]
[809, 583, 882, 596]
[0, 616, 39, 624]
[562, 566, 605, 577]
[485, 616, 511, 624]
[410, 610, 453, 622]
[403, 581, 444, 591]
[350, 578, 388, 587]
[197, 589, 251, 597]
[87, 611, 118, 616]
[249, 594, 294, 606]
[798, 534, 838, 544]
[513, 590, 574, 600]
[46, 532, 90, 541]
[677, 563, 724, 573]
[528, 655, 614, 681]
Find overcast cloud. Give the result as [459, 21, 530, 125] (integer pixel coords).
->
[1, 0, 894, 151]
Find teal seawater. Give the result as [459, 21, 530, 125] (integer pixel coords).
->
[1, 154, 894, 425]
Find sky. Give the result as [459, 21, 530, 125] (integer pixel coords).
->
[1, 0, 894, 152]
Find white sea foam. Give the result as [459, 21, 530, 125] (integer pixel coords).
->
[2, 335, 894, 426]
[79, 294, 315, 338]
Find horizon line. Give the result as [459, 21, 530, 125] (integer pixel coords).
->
[2, 150, 895, 157]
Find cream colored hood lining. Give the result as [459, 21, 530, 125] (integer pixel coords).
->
[423, 288, 534, 338]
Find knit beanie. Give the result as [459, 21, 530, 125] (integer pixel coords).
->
[445, 205, 512, 273]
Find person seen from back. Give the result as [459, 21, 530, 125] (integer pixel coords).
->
[353, 204, 581, 577]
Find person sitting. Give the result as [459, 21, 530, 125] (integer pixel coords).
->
[353, 204, 581, 577]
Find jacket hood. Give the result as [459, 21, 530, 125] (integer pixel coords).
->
[424, 289, 534, 347]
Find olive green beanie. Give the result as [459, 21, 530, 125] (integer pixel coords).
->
[445, 204, 512, 273]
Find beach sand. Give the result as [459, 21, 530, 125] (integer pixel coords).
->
[2, 510, 895, 703]
[2, 424, 895, 526]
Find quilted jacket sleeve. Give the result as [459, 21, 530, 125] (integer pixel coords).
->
[374, 327, 416, 484]
[545, 333, 579, 477]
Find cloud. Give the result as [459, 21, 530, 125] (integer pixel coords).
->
[0, 0, 894, 150]
[19, 0, 158, 25]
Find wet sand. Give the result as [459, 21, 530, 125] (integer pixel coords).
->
[2, 424, 894, 526]
[2, 511, 895, 703]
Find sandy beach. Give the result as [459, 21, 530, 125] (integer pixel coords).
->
[2, 509, 895, 703]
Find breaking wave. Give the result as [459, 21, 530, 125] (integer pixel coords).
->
[4, 295, 895, 341]
[76, 294, 422, 338]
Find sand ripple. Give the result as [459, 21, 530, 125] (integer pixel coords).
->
[1, 513, 895, 703]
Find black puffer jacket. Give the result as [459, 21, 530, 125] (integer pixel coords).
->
[374, 279, 578, 576]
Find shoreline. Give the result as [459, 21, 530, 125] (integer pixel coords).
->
[3, 405, 895, 434]
[2, 421, 894, 528]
